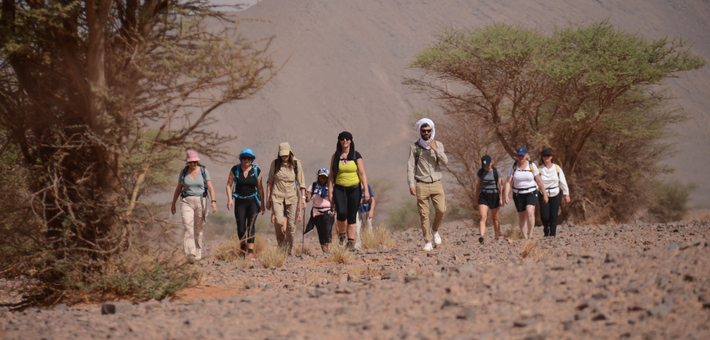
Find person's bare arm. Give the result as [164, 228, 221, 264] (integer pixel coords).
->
[206, 180, 217, 213]
[368, 195, 376, 219]
[257, 172, 265, 214]
[226, 171, 234, 211]
[356, 158, 369, 203]
[535, 174, 548, 203]
[327, 154, 335, 203]
[171, 182, 182, 215]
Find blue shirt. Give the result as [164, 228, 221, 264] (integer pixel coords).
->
[181, 168, 211, 197]
[358, 184, 374, 213]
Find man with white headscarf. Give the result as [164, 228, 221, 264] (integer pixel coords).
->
[407, 118, 448, 251]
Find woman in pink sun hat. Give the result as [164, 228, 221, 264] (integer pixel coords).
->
[171, 149, 217, 264]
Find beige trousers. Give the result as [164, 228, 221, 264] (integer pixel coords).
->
[272, 195, 298, 253]
[180, 196, 208, 260]
[416, 181, 446, 243]
[355, 211, 373, 249]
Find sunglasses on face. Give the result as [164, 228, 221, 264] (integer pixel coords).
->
[339, 137, 351, 142]
[542, 155, 552, 158]
[420, 129, 432, 134]
[187, 161, 198, 165]
[240, 156, 252, 161]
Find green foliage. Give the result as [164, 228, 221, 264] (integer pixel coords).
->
[406, 20, 705, 223]
[649, 180, 697, 223]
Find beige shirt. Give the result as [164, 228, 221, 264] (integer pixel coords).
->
[407, 141, 448, 188]
[267, 158, 306, 200]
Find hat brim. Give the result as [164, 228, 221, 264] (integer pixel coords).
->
[186, 157, 200, 162]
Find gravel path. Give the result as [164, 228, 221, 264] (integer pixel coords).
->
[2, 220, 709, 339]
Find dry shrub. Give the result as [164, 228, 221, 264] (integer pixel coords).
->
[258, 245, 288, 268]
[360, 226, 396, 250]
[330, 243, 353, 265]
[503, 225, 522, 240]
[215, 233, 243, 262]
[234, 256, 254, 269]
[99, 250, 201, 301]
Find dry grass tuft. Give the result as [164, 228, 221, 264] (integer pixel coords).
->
[503, 225, 523, 240]
[294, 246, 312, 256]
[234, 256, 254, 269]
[257, 245, 288, 268]
[519, 240, 546, 262]
[253, 235, 267, 255]
[360, 226, 396, 249]
[330, 243, 353, 265]
[215, 233, 243, 262]
[347, 264, 385, 278]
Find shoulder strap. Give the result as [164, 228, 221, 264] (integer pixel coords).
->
[555, 164, 560, 178]
[493, 168, 499, 192]
[294, 160, 299, 188]
[200, 166, 208, 197]
[529, 164, 534, 173]
[253, 164, 259, 179]
[179, 166, 188, 184]
[414, 142, 423, 166]
[512, 161, 518, 173]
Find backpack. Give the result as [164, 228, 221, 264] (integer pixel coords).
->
[477, 168, 500, 194]
[413, 141, 437, 166]
[179, 165, 207, 198]
[232, 164, 261, 206]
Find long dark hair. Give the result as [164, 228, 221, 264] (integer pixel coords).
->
[335, 140, 356, 161]
[274, 152, 294, 169]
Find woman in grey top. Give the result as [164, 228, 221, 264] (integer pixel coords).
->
[475, 155, 503, 243]
[171, 149, 217, 263]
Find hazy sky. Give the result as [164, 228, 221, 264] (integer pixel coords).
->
[210, 0, 260, 11]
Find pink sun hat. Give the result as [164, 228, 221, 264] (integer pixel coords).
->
[185, 149, 200, 162]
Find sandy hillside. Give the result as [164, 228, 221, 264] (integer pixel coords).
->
[194, 0, 710, 213]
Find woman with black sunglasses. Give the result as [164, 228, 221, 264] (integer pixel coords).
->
[226, 149, 265, 259]
[170, 149, 217, 264]
[327, 131, 369, 251]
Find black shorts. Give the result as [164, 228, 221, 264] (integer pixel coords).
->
[478, 191, 500, 209]
[513, 191, 538, 212]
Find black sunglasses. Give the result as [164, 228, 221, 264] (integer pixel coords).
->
[187, 161, 198, 165]
[338, 137, 351, 141]
[420, 129, 432, 133]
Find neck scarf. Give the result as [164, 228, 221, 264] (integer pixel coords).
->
[415, 118, 436, 150]
[313, 182, 328, 198]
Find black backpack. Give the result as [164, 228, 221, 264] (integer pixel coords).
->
[179, 165, 207, 198]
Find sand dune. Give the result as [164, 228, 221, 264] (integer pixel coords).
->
[201, 0, 710, 212]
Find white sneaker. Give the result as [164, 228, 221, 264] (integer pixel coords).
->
[423, 242, 433, 251]
[433, 232, 442, 245]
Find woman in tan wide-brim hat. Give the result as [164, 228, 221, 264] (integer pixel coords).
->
[171, 149, 217, 264]
[265, 142, 305, 255]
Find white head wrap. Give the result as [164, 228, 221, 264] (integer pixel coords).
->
[415, 118, 436, 150]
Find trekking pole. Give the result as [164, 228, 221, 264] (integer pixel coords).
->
[301, 207, 306, 255]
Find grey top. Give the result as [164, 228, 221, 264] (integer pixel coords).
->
[478, 168, 502, 192]
[181, 168, 211, 197]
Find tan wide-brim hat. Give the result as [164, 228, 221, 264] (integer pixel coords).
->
[278, 142, 292, 157]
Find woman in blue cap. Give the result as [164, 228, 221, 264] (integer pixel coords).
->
[226, 149, 265, 259]
[503, 146, 548, 239]
[306, 168, 335, 253]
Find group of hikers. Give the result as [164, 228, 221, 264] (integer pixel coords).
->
[170, 117, 569, 263]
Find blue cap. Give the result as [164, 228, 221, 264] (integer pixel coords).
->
[239, 148, 255, 160]
[317, 168, 329, 177]
[516, 146, 528, 156]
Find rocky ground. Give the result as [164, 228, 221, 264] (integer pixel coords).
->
[1, 220, 709, 340]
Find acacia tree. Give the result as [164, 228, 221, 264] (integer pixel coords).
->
[406, 21, 705, 223]
[0, 0, 274, 302]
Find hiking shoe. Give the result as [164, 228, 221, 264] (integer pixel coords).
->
[423, 242, 433, 251]
[433, 232, 442, 245]
[339, 233, 347, 246]
[478, 236, 485, 244]
[248, 253, 256, 260]
[186, 255, 196, 264]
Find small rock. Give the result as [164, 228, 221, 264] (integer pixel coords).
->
[436, 259, 445, 266]
[513, 320, 528, 327]
[334, 307, 350, 315]
[404, 276, 420, 283]
[264, 284, 274, 290]
[339, 275, 348, 284]
[244, 280, 257, 289]
[101, 302, 133, 315]
[648, 303, 672, 317]
[348, 273, 361, 282]
[519, 309, 535, 318]
[456, 307, 476, 320]
[592, 313, 610, 321]
[376, 244, 389, 252]
[406, 269, 416, 276]
[143, 299, 162, 311]
[441, 299, 459, 309]
[698, 295, 710, 309]
[507, 238, 513, 244]
[679, 242, 693, 250]
[621, 287, 640, 294]
[458, 264, 474, 273]
[669, 242, 681, 250]
[335, 287, 354, 294]
[54, 304, 68, 312]
[381, 273, 399, 280]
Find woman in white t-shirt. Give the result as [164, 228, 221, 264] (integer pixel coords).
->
[503, 146, 548, 239]
[538, 148, 570, 237]
[306, 168, 335, 253]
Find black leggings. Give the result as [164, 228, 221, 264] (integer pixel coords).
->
[314, 213, 333, 245]
[234, 197, 259, 245]
[539, 194, 561, 236]
[333, 184, 361, 224]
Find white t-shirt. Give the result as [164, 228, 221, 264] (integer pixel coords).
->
[538, 163, 570, 197]
[507, 162, 539, 194]
[307, 183, 331, 214]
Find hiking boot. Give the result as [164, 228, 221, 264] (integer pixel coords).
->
[347, 239, 357, 252]
[248, 253, 256, 260]
[186, 254, 196, 264]
[478, 236, 485, 244]
[433, 232, 442, 245]
[423, 242, 433, 251]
